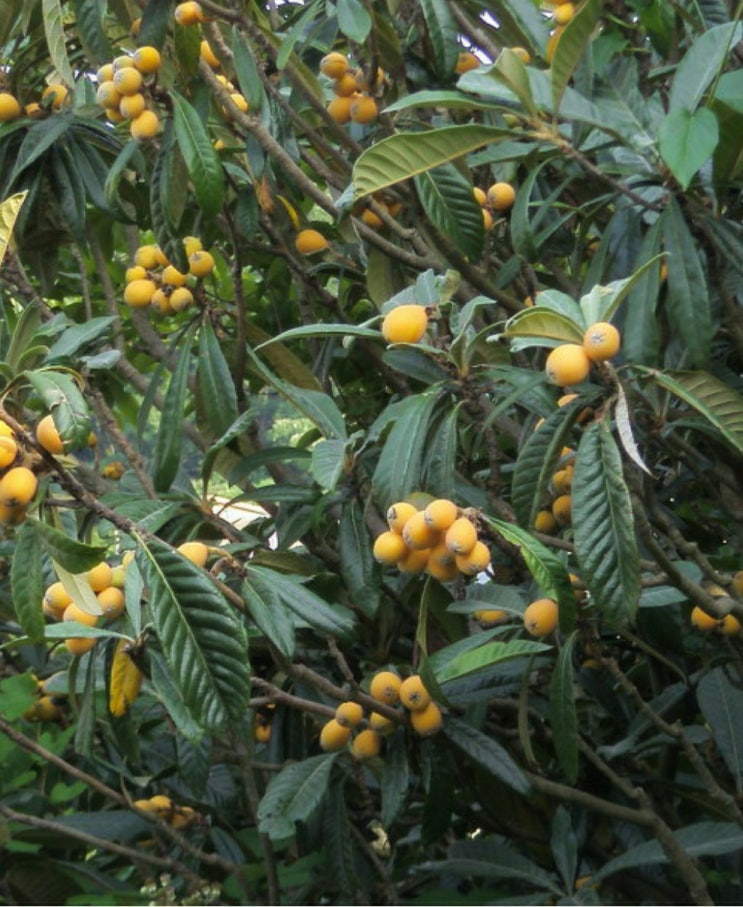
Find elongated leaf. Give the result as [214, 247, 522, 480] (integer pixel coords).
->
[697, 666, 743, 792]
[29, 519, 107, 573]
[502, 307, 584, 345]
[197, 319, 238, 437]
[551, 807, 578, 891]
[152, 326, 195, 492]
[150, 121, 187, 265]
[645, 369, 743, 456]
[436, 639, 550, 684]
[73, 0, 111, 63]
[659, 107, 719, 189]
[172, 93, 225, 218]
[53, 562, 102, 616]
[241, 574, 296, 659]
[443, 717, 531, 794]
[249, 564, 356, 638]
[381, 733, 409, 827]
[149, 651, 203, 742]
[372, 392, 439, 505]
[551, 0, 603, 111]
[668, 22, 743, 113]
[353, 125, 507, 199]
[25, 369, 90, 449]
[109, 638, 143, 717]
[415, 163, 484, 260]
[140, 540, 250, 730]
[338, 499, 380, 618]
[46, 317, 116, 361]
[136, 0, 171, 48]
[258, 752, 338, 840]
[231, 26, 265, 110]
[549, 632, 578, 783]
[419, 0, 458, 77]
[614, 384, 653, 475]
[255, 323, 380, 349]
[10, 522, 44, 641]
[482, 516, 577, 633]
[572, 420, 640, 627]
[323, 778, 357, 898]
[0, 191, 27, 267]
[493, 49, 537, 117]
[42, 0, 75, 87]
[623, 220, 662, 365]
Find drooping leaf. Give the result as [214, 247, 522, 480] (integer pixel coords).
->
[139, 539, 250, 730]
[551, 0, 603, 111]
[668, 22, 743, 113]
[136, 0, 171, 49]
[197, 319, 239, 438]
[53, 561, 103, 617]
[549, 631, 579, 783]
[551, 806, 578, 891]
[310, 438, 346, 490]
[338, 499, 380, 618]
[435, 639, 550, 684]
[29, 519, 108, 573]
[623, 219, 662, 365]
[72, 0, 111, 64]
[241, 574, 296, 659]
[172, 92, 225, 218]
[231, 26, 265, 111]
[42, 0, 75, 87]
[697, 666, 743, 792]
[381, 732, 410, 827]
[502, 306, 585, 346]
[108, 638, 144, 717]
[152, 326, 195, 492]
[572, 420, 640, 628]
[443, 717, 531, 794]
[258, 752, 338, 840]
[419, 0, 458, 77]
[323, 777, 358, 898]
[10, 522, 44, 641]
[149, 651, 204, 743]
[658, 107, 719, 189]
[45, 317, 116, 362]
[0, 191, 27, 267]
[414, 163, 484, 260]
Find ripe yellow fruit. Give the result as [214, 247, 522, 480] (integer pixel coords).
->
[534, 509, 558, 534]
[475, 609, 508, 626]
[370, 670, 402, 706]
[162, 264, 188, 287]
[552, 494, 572, 526]
[455, 51, 480, 74]
[0, 436, 18, 469]
[373, 530, 408, 565]
[174, 1, 205, 25]
[523, 598, 559, 636]
[34, 695, 64, 722]
[45, 581, 72, 610]
[350, 95, 378, 124]
[454, 539, 491, 576]
[88, 561, 113, 593]
[97, 63, 114, 82]
[326, 95, 353, 124]
[510, 47, 531, 64]
[112, 54, 135, 71]
[361, 207, 384, 229]
[66, 636, 97, 656]
[42, 84, 68, 109]
[333, 72, 359, 97]
[423, 498, 459, 531]
[320, 717, 352, 751]
[169, 287, 194, 312]
[149, 794, 174, 812]
[295, 229, 329, 255]
[381, 304, 428, 344]
[545, 343, 591, 386]
[113, 67, 144, 96]
[0, 92, 21, 121]
[486, 181, 516, 211]
[25, 102, 46, 119]
[0, 466, 37, 508]
[0, 419, 14, 438]
[96, 80, 122, 108]
[721, 614, 742, 635]
[119, 93, 146, 119]
[130, 109, 160, 140]
[386, 501, 418, 532]
[445, 516, 478, 556]
[399, 675, 431, 712]
[134, 245, 159, 269]
[691, 606, 720, 631]
[125, 265, 148, 284]
[183, 236, 202, 257]
[402, 510, 440, 550]
[428, 540, 456, 569]
[98, 586, 125, 619]
[200, 40, 220, 68]
[545, 27, 565, 64]
[111, 566, 127, 588]
[255, 721, 271, 743]
[369, 711, 396, 734]
[553, 2, 575, 25]
[229, 92, 249, 113]
[552, 467, 573, 495]
[335, 701, 364, 728]
[0, 502, 26, 525]
[177, 541, 209, 567]
[133, 46, 161, 74]
[473, 186, 487, 206]
[320, 52, 349, 79]
[397, 547, 430, 573]
[583, 322, 621, 362]
[410, 700, 443, 736]
[426, 557, 460, 582]
[64, 603, 99, 627]
[36, 414, 64, 455]
[351, 728, 382, 760]
[124, 278, 157, 307]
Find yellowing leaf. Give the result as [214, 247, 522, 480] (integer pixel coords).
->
[0, 191, 28, 266]
[109, 638, 144, 717]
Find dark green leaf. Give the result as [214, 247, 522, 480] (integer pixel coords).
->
[323, 778, 358, 897]
[28, 519, 107, 573]
[697, 666, 743, 792]
[419, 0, 458, 78]
[10, 523, 44, 641]
[152, 326, 195, 492]
[9, 114, 73, 186]
[149, 651, 204, 743]
[45, 317, 116, 361]
[198, 319, 239, 437]
[435, 639, 550, 684]
[443, 716, 531, 794]
[6, 303, 42, 376]
[73, 0, 111, 64]
[172, 92, 225, 218]
[381, 732, 409, 827]
[338, 499, 380, 618]
[231, 27, 265, 111]
[42, 0, 75, 87]
[551, 0, 603, 111]
[258, 752, 338, 840]
[415, 163, 484, 260]
[136, 0, 171, 49]
[549, 632, 579, 783]
[572, 420, 640, 628]
[25, 368, 90, 449]
[241, 575, 296, 659]
[623, 219, 662, 365]
[310, 438, 346, 490]
[551, 806, 578, 890]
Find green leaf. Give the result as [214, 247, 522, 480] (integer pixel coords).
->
[419, 0, 459, 78]
[623, 220, 663, 365]
[255, 323, 380, 350]
[572, 420, 640, 628]
[550, 806, 578, 891]
[258, 752, 338, 840]
[338, 499, 380, 618]
[310, 439, 346, 490]
[45, 317, 116, 361]
[645, 369, 743, 456]
[172, 92, 225, 218]
[150, 121, 187, 263]
[53, 562, 103, 616]
[353, 125, 507, 199]
[668, 22, 743, 113]
[152, 326, 195, 492]
[502, 307, 584, 347]
[241, 575, 295, 658]
[323, 778, 358, 898]
[423, 402, 460, 498]
[231, 26, 265, 111]
[25, 368, 90, 449]
[414, 163, 484, 260]
[435, 639, 550, 685]
[579, 265, 664, 328]
[197, 319, 239, 437]
[381, 732, 409, 827]
[697, 666, 743, 792]
[140, 539, 250, 730]
[5, 300, 41, 376]
[662, 198, 712, 367]
[337, 0, 372, 43]
[10, 523, 44, 641]
[443, 717, 531, 795]
[276, 0, 323, 70]
[137, 0, 171, 49]
[0, 674, 39, 721]
[551, 0, 603, 112]
[549, 632, 579, 783]
[658, 107, 719, 190]
[149, 651, 204, 743]
[29, 519, 107, 573]
[492, 49, 537, 117]
[372, 392, 440, 506]
[42, 0, 75, 88]
[72, 0, 111, 64]
[249, 565, 356, 639]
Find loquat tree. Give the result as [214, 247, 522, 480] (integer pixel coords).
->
[1, 0, 743, 904]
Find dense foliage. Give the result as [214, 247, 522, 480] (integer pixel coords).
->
[2, 0, 743, 903]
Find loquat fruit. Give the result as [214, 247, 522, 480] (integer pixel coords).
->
[162, 264, 188, 287]
[333, 73, 358, 97]
[381, 304, 428, 344]
[351, 728, 382, 760]
[119, 93, 146, 119]
[583, 321, 621, 362]
[0, 436, 18, 469]
[551, 468, 573, 495]
[87, 561, 113, 592]
[444, 516, 478, 556]
[552, 494, 572, 526]
[399, 675, 431, 711]
[45, 581, 72, 612]
[295, 229, 329, 255]
[0, 419, 14, 438]
[96, 63, 114, 82]
[455, 51, 480, 74]
[721, 614, 742, 635]
[454, 539, 491, 575]
[523, 597, 559, 636]
[349, 94, 378, 124]
[482, 208, 495, 232]
[96, 80, 122, 109]
[255, 722, 271, 743]
[34, 695, 64, 722]
[169, 287, 194, 312]
[335, 701, 364, 728]
[361, 207, 384, 229]
[124, 278, 157, 307]
[36, 414, 64, 455]
[534, 509, 558, 533]
[177, 541, 209, 567]
[0, 466, 38, 509]
[134, 245, 159, 269]
[545, 27, 565, 64]
[320, 717, 352, 751]
[732, 570, 743, 597]
[174, 1, 205, 25]
[510, 46, 531, 64]
[410, 700, 443, 736]
[402, 510, 440, 550]
[473, 186, 487, 206]
[373, 530, 408, 565]
[475, 609, 508, 626]
[64, 603, 98, 627]
[42, 84, 68, 109]
[691, 606, 719, 631]
[130, 109, 160, 140]
[0, 92, 21, 121]
[132, 46, 161, 74]
[320, 52, 349, 79]
[553, 2, 575, 25]
[369, 711, 396, 734]
[65, 636, 97, 656]
[112, 54, 135, 71]
[97, 586, 125, 619]
[386, 501, 418, 532]
[326, 95, 353, 124]
[200, 40, 220, 68]
[113, 67, 144, 96]
[369, 670, 402, 706]
[486, 181, 516, 211]
[424, 498, 459, 531]
[425, 557, 460, 582]
[545, 343, 591, 386]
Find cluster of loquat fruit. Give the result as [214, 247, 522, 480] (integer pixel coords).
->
[545, 321, 621, 387]
[23, 675, 67, 723]
[133, 793, 198, 830]
[473, 181, 517, 232]
[0, 417, 45, 527]
[690, 578, 743, 636]
[320, 671, 442, 760]
[123, 236, 215, 313]
[94, 46, 163, 139]
[0, 82, 70, 123]
[196, 32, 252, 119]
[319, 52, 382, 125]
[373, 498, 491, 581]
